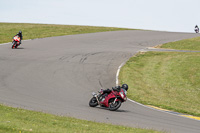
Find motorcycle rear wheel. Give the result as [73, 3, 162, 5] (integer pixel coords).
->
[89, 97, 98, 107]
[109, 100, 121, 111]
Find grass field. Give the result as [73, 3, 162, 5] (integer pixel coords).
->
[159, 36, 200, 51]
[0, 23, 131, 44]
[0, 104, 160, 133]
[119, 51, 200, 116]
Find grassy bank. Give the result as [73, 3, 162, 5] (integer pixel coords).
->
[159, 36, 200, 51]
[0, 104, 160, 133]
[119, 51, 200, 116]
[0, 23, 131, 44]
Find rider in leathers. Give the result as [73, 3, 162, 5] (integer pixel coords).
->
[14, 31, 23, 44]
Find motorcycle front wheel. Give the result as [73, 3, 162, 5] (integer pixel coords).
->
[109, 100, 121, 111]
[89, 97, 98, 107]
[12, 44, 15, 49]
[12, 42, 16, 49]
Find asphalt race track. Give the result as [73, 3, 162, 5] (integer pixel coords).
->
[0, 30, 200, 133]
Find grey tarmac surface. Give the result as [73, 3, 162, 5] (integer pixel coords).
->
[0, 30, 200, 133]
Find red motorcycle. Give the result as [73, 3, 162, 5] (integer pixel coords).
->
[12, 35, 21, 49]
[89, 87, 127, 111]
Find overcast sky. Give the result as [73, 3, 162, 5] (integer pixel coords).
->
[0, 0, 199, 32]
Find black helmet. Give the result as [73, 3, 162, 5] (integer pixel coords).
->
[19, 31, 22, 34]
[122, 84, 128, 91]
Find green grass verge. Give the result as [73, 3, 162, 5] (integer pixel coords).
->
[160, 36, 200, 51]
[119, 51, 200, 116]
[0, 23, 132, 44]
[0, 104, 160, 133]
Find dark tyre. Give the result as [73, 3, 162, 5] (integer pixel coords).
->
[109, 100, 121, 111]
[12, 42, 15, 49]
[89, 97, 98, 107]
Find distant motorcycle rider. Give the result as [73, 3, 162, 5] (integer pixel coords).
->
[195, 25, 199, 33]
[14, 31, 23, 44]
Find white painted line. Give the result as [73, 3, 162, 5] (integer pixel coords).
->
[116, 62, 125, 86]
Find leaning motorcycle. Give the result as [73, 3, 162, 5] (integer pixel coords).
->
[12, 35, 21, 49]
[89, 87, 127, 111]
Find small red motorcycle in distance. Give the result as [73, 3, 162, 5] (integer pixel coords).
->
[12, 35, 21, 49]
[89, 87, 127, 111]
